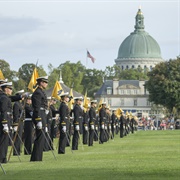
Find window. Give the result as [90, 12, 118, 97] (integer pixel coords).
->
[120, 99, 124, 106]
[127, 89, 131, 94]
[126, 65, 129, 69]
[132, 65, 135, 69]
[146, 100, 151, 106]
[119, 89, 124, 94]
[108, 99, 111, 106]
[134, 99, 137, 106]
[134, 89, 137, 94]
[122, 66, 124, 70]
[107, 87, 112, 95]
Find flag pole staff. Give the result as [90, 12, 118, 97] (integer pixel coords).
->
[86, 48, 88, 68]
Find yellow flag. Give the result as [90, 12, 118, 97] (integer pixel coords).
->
[68, 88, 74, 110]
[51, 81, 63, 100]
[0, 70, 5, 79]
[83, 90, 89, 112]
[28, 67, 39, 92]
[97, 98, 103, 112]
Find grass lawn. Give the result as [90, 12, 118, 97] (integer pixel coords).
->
[1, 130, 180, 180]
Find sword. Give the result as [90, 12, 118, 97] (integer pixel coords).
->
[41, 130, 57, 160]
[16, 133, 29, 155]
[103, 129, 109, 142]
[94, 130, 102, 144]
[77, 131, 84, 151]
[65, 132, 73, 154]
[46, 131, 56, 151]
[0, 163, 6, 175]
[7, 133, 21, 162]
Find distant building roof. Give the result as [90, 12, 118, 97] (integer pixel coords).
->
[95, 80, 142, 96]
[45, 81, 83, 98]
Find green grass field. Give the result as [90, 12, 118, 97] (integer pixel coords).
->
[1, 130, 180, 180]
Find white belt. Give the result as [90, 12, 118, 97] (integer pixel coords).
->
[52, 117, 56, 120]
[24, 118, 32, 121]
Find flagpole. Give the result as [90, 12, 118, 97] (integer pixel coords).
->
[86, 49, 88, 68]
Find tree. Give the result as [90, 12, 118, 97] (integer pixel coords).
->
[145, 57, 180, 118]
[119, 68, 148, 80]
[0, 59, 13, 80]
[18, 63, 47, 87]
[59, 61, 85, 93]
[82, 68, 104, 97]
[47, 63, 61, 88]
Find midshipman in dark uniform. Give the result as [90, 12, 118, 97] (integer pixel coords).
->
[58, 92, 70, 154]
[49, 97, 58, 143]
[111, 109, 116, 139]
[82, 107, 89, 145]
[72, 96, 83, 150]
[119, 109, 125, 138]
[99, 102, 107, 144]
[0, 82, 13, 163]
[24, 94, 33, 155]
[88, 100, 97, 146]
[30, 76, 48, 162]
[13, 90, 24, 156]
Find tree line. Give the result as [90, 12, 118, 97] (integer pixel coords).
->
[0, 57, 180, 118]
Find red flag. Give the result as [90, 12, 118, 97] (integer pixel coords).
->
[87, 50, 95, 63]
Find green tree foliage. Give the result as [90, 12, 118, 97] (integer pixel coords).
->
[104, 65, 121, 80]
[59, 61, 85, 93]
[0, 59, 12, 80]
[82, 68, 104, 97]
[145, 57, 180, 117]
[18, 63, 47, 87]
[47, 63, 61, 88]
[119, 68, 148, 80]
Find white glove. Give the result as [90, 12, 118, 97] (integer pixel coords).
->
[95, 126, 98, 130]
[109, 125, 111, 130]
[13, 126, 18, 132]
[36, 122, 42, 129]
[30, 112, 33, 117]
[45, 110, 49, 115]
[62, 126, 66, 132]
[105, 125, 107, 130]
[102, 124, 104, 129]
[114, 125, 116, 129]
[45, 127, 48, 133]
[85, 126, 88, 131]
[75, 125, 80, 131]
[91, 125, 94, 130]
[3, 124, 9, 133]
[22, 92, 30, 98]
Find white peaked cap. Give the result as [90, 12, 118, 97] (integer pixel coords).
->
[91, 100, 97, 103]
[59, 92, 69, 97]
[74, 96, 83, 100]
[0, 82, 12, 87]
[36, 76, 48, 82]
[0, 79, 8, 83]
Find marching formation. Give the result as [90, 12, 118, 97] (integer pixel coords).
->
[0, 76, 139, 164]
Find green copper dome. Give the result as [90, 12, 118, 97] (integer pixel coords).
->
[117, 8, 162, 59]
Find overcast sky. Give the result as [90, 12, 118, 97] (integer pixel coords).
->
[0, 0, 179, 73]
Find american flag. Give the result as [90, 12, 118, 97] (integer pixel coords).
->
[87, 50, 95, 63]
